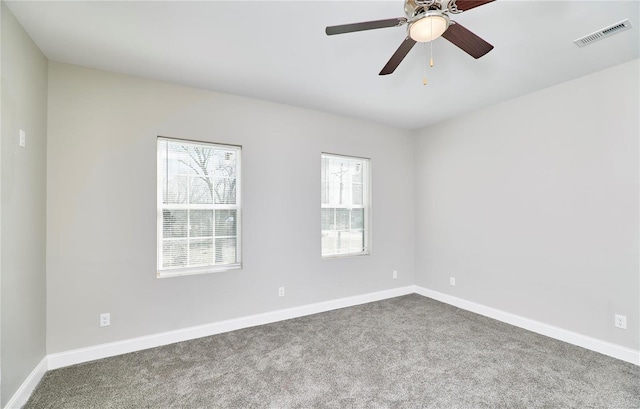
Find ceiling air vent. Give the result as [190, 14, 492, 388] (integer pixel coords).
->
[574, 19, 632, 47]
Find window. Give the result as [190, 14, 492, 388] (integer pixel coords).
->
[157, 137, 241, 277]
[321, 153, 370, 257]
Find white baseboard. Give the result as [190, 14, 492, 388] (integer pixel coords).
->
[48, 285, 415, 370]
[4, 356, 48, 409]
[414, 286, 640, 366]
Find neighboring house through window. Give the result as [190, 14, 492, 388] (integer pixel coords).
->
[321, 153, 370, 257]
[157, 137, 241, 277]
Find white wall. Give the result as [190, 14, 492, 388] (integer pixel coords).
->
[46, 62, 415, 353]
[414, 59, 639, 350]
[0, 2, 48, 405]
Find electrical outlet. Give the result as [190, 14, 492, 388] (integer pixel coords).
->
[450, 277, 456, 286]
[278, 287, 285, 297]
[615, 314, 627, 329]
[100, 313, 110, 327]
[393, 270, 398, 279]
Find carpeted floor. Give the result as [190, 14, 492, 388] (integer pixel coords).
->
[25, 294, 640, 408]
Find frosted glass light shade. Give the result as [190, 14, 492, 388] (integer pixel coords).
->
[409, 14, 449, 42]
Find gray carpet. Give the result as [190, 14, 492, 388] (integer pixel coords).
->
[25, 294, 640, 408]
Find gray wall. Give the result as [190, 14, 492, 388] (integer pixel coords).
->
[414, 59, 640, 350]
[46, 62, 415, 353]
[0, 2, 48, 406]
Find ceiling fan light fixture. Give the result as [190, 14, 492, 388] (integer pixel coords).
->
[409, 12, 450, 42]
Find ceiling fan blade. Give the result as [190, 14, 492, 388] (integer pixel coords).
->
[454, 0, 496, 11]
[441, 22, 494, 59]
[379, 37, 417, 75]
[326, 18, 407, 36]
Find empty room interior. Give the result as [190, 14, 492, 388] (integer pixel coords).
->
[1, 0, 639, 407]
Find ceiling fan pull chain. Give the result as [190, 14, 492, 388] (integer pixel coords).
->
[430, 44, 434, 67]
[430, 16, 435, 67]
[423, 43, 428, 85]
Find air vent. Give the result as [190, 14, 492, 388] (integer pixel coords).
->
[574, 19, 632, 47]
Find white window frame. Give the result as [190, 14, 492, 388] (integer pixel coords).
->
[157, 137, 242, 278]
[321, 153, 371, 258]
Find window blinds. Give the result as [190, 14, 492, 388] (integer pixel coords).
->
[157, 138, 241, 277]
[321, 153, 370, 257]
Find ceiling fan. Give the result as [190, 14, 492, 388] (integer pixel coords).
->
[325, 0, 495, 75]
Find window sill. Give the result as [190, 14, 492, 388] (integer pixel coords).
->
[322, 251, 370, 260]
[157, 263, 241, 278]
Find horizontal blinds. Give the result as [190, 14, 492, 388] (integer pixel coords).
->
[158, 138, 241, 274]
[321, 153, 369, 256]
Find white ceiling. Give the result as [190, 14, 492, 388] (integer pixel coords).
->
[6, 0, 640, 130]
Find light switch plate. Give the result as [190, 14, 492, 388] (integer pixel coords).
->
[19, 130, 26, 148]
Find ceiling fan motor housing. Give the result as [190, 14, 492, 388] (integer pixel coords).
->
[405, 0, 446, 17]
